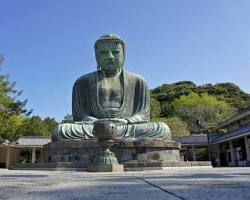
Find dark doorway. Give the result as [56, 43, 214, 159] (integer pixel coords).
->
[19, 150, 31, 163]
[0, 163, 6, 168]
[219, 152, 227, 166]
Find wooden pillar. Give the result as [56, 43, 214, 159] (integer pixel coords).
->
[215, 144, 221, 167]
[208, 146, 212, 161]
[229, 141, 236, 166]
[244, 136, 250, 161]
[192, 146, 196, 161]
[40, 149, 44, 162]
[5, 145, 11, 168]
[31, 148, 36, 163]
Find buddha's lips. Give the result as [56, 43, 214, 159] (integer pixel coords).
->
[102, 64, 119, 70]
[104, 61, 115, 66]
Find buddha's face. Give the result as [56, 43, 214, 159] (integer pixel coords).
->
[95, 41, 124, 75]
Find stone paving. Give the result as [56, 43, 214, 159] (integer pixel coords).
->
[0, 167, 250, 200]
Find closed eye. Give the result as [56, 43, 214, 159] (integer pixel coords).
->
[100, 51, 108, 54]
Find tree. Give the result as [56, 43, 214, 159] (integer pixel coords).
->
[0, 55, 31, 142]
[152, 116, 190, 135]
[172, 92, 236, 134]
[61, 114, 74, 123]
[163, 117, 190, 135]
[150, 98, 161, 120]
[151, 81, 250, 115]
[43, 117, 58, 133]
[16, 116, 50, 137]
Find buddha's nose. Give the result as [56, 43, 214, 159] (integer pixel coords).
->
[106, 51, 114, 60]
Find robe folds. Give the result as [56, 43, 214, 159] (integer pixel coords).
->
[52, 70, 171, 141]
[72, 70, 150, 123]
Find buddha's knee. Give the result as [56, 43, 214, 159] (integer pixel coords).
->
[133, 122, 171, 139]
[52, 123, 93, 141]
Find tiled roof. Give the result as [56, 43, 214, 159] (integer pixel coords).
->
[214, 124, 250, 142]
[173, 124, 250, 145]
[13, 136, 51, 146]
[173, 134, 209, 145]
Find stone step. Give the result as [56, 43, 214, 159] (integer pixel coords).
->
[9, 161, 212, 171]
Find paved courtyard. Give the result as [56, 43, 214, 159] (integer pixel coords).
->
[0, 167, 250, 200]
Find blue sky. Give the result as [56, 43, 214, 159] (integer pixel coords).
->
[1, 0, 250, 121]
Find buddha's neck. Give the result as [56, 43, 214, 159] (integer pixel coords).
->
[101, 68, 122, 78]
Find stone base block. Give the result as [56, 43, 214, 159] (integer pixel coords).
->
[44, 138, 181, 167]
[87, 164, 124, 172]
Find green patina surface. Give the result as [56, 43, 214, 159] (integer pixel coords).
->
[92, 149, 118, 165]
[52, 34, 171, 141]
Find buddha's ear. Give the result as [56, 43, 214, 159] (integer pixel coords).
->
[95, 50, 102, 69]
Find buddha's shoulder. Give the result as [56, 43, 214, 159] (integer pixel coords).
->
[125, 70, 147, 83]
[74, 71, 97, 85]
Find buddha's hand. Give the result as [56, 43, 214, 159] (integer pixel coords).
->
[94, 118, 128, 125]
[109, 118, 128, 125]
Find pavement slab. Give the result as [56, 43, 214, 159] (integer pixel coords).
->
[0, 167, 250, 200]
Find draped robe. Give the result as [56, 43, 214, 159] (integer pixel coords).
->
[52, 70, 171, 141]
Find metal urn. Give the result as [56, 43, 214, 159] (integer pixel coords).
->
[92, 121, 119, 165]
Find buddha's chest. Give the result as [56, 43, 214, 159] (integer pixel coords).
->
[98, 76, 124, 109]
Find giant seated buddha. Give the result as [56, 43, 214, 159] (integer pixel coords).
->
[52, 34, 171, 141]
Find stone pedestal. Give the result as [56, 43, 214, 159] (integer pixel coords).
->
[44, 138, 181, 169]
[11, 138, 212, 170]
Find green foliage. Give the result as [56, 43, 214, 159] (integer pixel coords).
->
[61, 114, 74, 123]
[150, 96, 190, 135]
[209, 83, 250, 110]
[150, 81, 249, 135]
[0, 114, 23, 142]
[195, 147, 209, 161]
[171, 92, 236, 134]
[0, 55, 31, 142]
[151, 81, 250, 115]
[150, 98, 161, 120]
[43, 117, 58, 133]
[0, 56, 57, 142]
[153, 116, 190, 135]
[16, 116, 58, 137]
[151, 81, 196, 104]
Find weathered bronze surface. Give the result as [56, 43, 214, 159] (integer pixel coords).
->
[52, 34, 171, 141]
[93, 121, 117, 142]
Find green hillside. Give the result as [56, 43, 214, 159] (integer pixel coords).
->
[150, 81, 250, 135]
[151, 81, 250, 115]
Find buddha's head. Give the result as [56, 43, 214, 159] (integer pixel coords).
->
[94, 34, 126, 76]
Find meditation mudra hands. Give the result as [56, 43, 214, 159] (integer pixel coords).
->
[75, 117, 128, 125]
[77, 117, 149, 125]
[94, 118, 128, 125]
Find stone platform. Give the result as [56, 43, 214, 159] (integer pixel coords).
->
[10, 138, 212, 170]
[44, 138, 181, 167]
